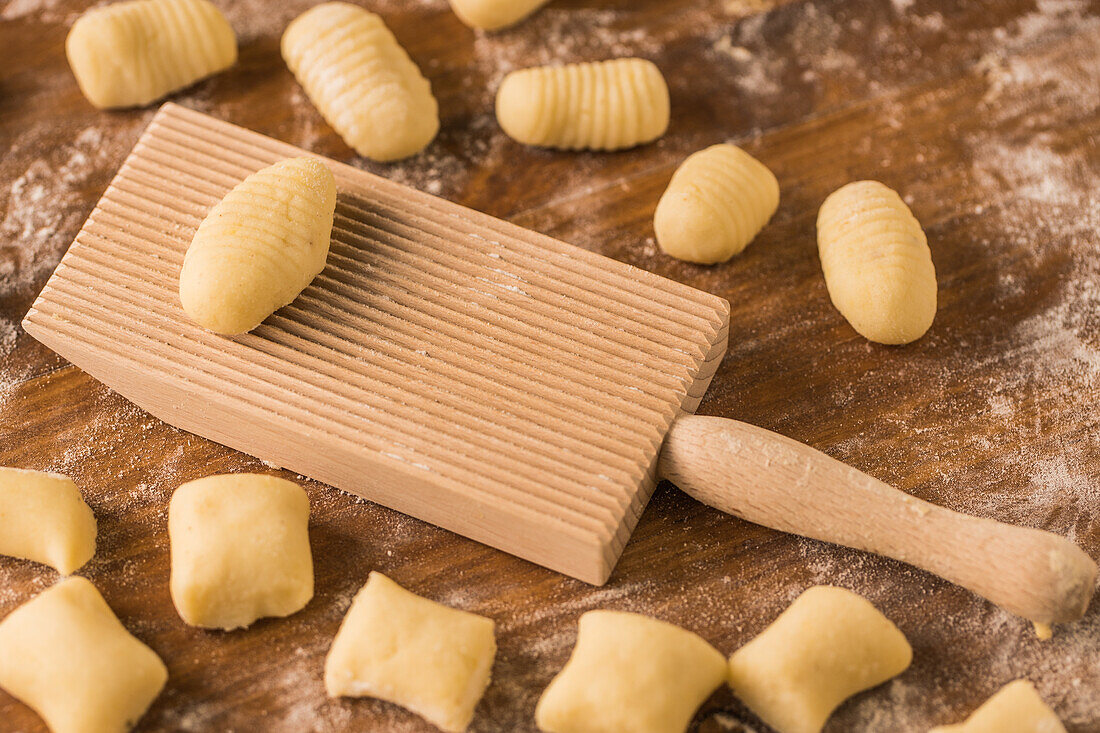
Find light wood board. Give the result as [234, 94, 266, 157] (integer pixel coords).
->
[22, 103, 730, 585]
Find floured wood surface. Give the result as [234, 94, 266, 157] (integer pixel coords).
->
[2, 0, 1099, 731]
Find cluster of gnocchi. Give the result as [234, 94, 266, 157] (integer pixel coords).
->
[0, 468, 496, 733]
[654, 148, 938, 345]
[0, 467, 1067, 733]
[64, 0, 938, 346]
[65, 0, 670, 158]
[65, 0, 442, 161]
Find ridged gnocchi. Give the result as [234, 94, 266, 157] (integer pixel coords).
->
[282, 2, 439, 161]
[448, 0, 549, 30]
[816, 180, 937, 345]
[495, 58, 670, 151]
[654, 144, 780, 264]
[65, 0, 237, 109]
[179, 158, 337, 336]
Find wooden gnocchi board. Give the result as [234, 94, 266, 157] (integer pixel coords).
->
[22, 103, 730, 585]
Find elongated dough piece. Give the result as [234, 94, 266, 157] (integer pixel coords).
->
[655, 144, 780, 264]
[282, 2, 439, 161]
[448, 0, 549, 29]
[535, 610, 727, 733]
[816, 180, 937, 344]
[496, 58, 670, 151]
[0, 577, 167, 733]
[325, 572, 496, 733]
[65, 0, 236, 109]
[928, 680, 1066, 733]
[0, 467, 96, 575]
[727, 586, 912, 733]
[179, 157, 336, 335]
[169, 474, 313, 630]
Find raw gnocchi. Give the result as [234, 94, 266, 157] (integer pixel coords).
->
[496, 58, 670, 151]
[654, 144, 780, 264]
[282, 2, 440, 161]
[169, 474, 313, 630]
[0, 467, 96, 575]
[179, 157, 337, 336]
[325, 571, 497, 733]
[0, 577, 167, 733]
[448, 0, 549, 30]
[928, 680, 1066, 733]
[535, 610, 727, 733]
[816, 180, 937, 344]
[66, 0, 237, 109]
[727, 586, 912, 733]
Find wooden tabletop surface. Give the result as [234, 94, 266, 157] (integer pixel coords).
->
[2, 0, 1099, 731]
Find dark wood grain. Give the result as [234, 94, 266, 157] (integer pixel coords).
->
[2, 0, 1099, 731]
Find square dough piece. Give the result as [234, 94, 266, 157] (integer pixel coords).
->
[0, 576, 167, 733]
[535, 610, 728, 733]
[727, 585, 912, 733]
[928, 679, 1066, 733]
[324, 571, 497, 733]
[0, 467, 96, 574]
[169, 473, 313, 630]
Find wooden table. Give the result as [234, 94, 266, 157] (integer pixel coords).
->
[2, 0, 1098, 730]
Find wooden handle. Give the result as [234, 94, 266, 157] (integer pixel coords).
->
[658, 415, 1097, 624]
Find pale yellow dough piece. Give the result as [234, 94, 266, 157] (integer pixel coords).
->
[727, 586, 912, 733]
[179, 157, 337, 335]
[282, 2, 440, 161]
[928, 680, 1066, 733]
[0, 577, 167, 733]
[325, 571, 496, 733]
[535, 610, 727, 733]
[0, 467, 96, 575]
[66, 0, 237, 109]
[496, 58, 670, 151]
[448, 0, 549, 29]
[655, 144, 780, 264]
[168, 473, 313, 630]
[816, 180, 937, 344]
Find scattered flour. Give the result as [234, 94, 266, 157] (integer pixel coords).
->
[0, 0, 69, 22]
[2, 0, 1099, 730]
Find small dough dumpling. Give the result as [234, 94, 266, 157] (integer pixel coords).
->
[282, 2, 440, 161]
[0, 576, 168, 733]
[727, 586, 912, 733]
[448, 0, 549, 30]
[928, 679, 1066, 733]
[655, 144, 780, 264]
[66, 0, 237, 109]
[0, 467, 96, 575]
[816, 180, 937, 344]
[496, 58, 670, 151]
[535, 610, 728, 733]
[169, 473, 313, 630]
[325, 571, 497, 733]
[179, 157, 337, 335]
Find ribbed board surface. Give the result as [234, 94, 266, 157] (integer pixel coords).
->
[23, 104, 729, 583]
